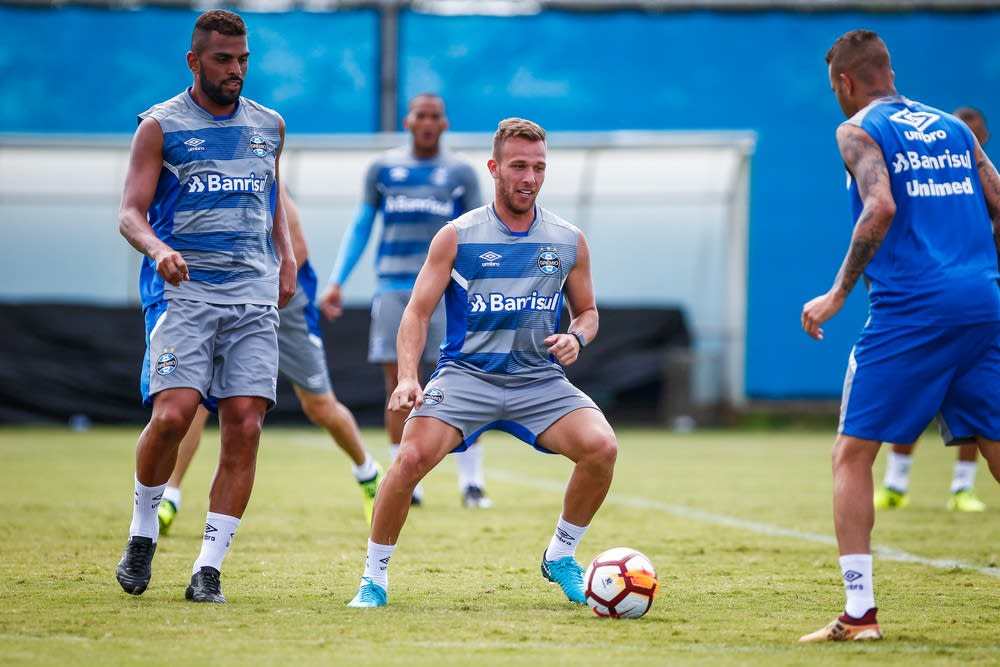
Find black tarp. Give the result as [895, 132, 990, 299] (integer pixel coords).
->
[0, 303, 689, 426]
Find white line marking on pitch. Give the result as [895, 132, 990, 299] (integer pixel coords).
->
[488, 469, 1000, 579]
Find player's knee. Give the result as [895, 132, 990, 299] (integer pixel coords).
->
[300, 393, 337, 426]
[582, 430, 618, 471]
[394, 445, 434, 480]
[223, 412, 264, 443]
[149, 408, 195, 443]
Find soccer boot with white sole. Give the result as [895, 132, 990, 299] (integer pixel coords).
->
[462, 485, 493, 509]
[347, 576, 387, 608]
[799, 608, 882, 642]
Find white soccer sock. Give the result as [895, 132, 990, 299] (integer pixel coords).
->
[950, 460, 978, 494]
[839, 553, 875, 618]
[162, 485, 182, 509]
[882, 451, 913, 493]
[129, 476, 167, 541]
[362, 539, 395, 590]
[456, 441, 485, 490]
[192, 512, 240, 574]
[545, 516, 588, 561]
[352, 454, 379, 482]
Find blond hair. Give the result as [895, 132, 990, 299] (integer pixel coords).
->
[492, 118, 546, 160]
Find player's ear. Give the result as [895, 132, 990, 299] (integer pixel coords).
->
[487, 158, 498, 179]
[187, 51, 198, 75]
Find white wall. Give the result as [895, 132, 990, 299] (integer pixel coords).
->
[0, 131, 754, 405]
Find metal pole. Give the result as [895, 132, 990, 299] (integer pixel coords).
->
[379, 0, 400, 132]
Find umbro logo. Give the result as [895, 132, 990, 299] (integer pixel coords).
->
[203, 522, 218, 542]
[843, 570, 863, 583]
[184, 137, 206, 152]
[889, 109, 940, 132]
[480, 250, 502, 267]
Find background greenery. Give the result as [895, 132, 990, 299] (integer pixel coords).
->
[2, 425, 999, 666]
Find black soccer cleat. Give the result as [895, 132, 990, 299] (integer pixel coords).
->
[116, 536, 156, 595]
[185, 566, 227, 603]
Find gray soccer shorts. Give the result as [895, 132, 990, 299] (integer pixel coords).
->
[368, 289, 445, 365]
[142, 298, 279, 407]
[277, 262, 332, 395]
[407, 363, 601, 453]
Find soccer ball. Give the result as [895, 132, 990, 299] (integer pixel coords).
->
[584, 547, 659, 619]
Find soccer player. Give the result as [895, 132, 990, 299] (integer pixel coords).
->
[115, 9, 296, 603]
[346, 117, 618, 608]
[320, 93, 491, 508]
[800, 30, 1000, 641]
[875, 107, 992, 513]
[156, 183, 382, 535]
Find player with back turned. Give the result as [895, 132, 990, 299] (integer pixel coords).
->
[800, 29, 1000, 641]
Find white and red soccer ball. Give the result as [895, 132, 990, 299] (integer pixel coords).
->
[584, 547, 659, 619]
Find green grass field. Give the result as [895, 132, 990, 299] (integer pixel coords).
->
[2, 424, 999, 666]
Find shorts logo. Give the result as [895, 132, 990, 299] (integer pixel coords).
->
[248, 134, 268, 157]
[537, 249, 560, 275]
[155, 353, 178, 376]
[422, 388, 444, 406]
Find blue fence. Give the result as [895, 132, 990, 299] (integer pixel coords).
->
[2, 6, 997, 399]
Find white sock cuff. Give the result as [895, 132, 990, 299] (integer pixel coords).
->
[162, 485, 182, 507]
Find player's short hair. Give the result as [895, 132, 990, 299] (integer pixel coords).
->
[825, 29, 891, 86]
[492, 118, 546, 160]
[192, 9, 246, 54]
[954, 106, 986, 125]
[408, 93, 444, 111]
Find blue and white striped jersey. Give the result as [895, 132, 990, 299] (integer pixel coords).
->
[137, 89, 282, 309]
[363, 146, 481, 291]
[440, 205, 581, 377]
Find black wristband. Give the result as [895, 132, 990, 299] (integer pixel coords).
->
[570, 330, 587, 350]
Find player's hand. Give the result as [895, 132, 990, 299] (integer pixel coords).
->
[152, 248, 189, 286]
[389, 378, 423, 413]
[320, 284, 344, 320]
[801, 290, 845, 341]
[544, 332, 582, 366]
[277, 257, 297, 309]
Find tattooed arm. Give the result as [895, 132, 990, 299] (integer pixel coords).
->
[801, 123, 896, 340]
[973, 140, 1000, 256]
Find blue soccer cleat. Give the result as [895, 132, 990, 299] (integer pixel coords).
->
[347, 576, 387, 608]
[540, 551, 586, 604]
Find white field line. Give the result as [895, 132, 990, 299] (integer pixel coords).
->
[488, 469, 1000, 579]
[279, 435, 1000, 579]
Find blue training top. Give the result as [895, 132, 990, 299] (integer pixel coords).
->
[137, 89, 282, 309]
[845, 95, 1000, 326]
